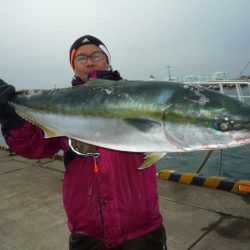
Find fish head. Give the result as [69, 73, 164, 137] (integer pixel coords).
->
[162, 84, 250, 151]
[209, 98, 250, 148]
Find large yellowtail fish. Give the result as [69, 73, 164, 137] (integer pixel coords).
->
[10, 80, 250, 169]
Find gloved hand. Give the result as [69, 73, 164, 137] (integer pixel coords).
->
[0, 79, 24, 128]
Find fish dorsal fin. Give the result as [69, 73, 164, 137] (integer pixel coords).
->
[86, 78, 113, 86]
[138, 152, 166, 170]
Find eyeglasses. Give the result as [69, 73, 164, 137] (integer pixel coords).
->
[74, 51, 104, 65]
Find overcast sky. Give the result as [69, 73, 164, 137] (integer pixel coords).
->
[0, 0, 250, 89]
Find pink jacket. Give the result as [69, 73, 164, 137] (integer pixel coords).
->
[5, 122, 163, 248]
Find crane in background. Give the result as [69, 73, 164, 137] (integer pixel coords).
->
[240, 61, 250, 78]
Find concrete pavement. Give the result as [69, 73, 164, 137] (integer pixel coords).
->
[0, 150, 250, 250]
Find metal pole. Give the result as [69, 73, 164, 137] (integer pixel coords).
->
[167, 66, 171, 81]
[196, 150, 213, 173]
[217, 149, 223, 176]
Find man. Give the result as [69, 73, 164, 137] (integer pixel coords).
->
[0, 35, 167, 250]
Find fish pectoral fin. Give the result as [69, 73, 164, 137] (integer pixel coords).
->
[124, 118, 161, 132]
[138, 152, 166, 170]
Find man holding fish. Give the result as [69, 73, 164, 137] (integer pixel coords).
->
[0, 35, 167, 250]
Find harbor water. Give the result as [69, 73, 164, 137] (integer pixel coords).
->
[0, 130, 7, 148]
[157, 146, 250, 180]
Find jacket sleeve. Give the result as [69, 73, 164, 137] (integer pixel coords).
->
[2, 121, 67, 159]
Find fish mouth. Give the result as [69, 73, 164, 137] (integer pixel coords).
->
[198, 128, 250, 150]
[230, 130, 250, 146]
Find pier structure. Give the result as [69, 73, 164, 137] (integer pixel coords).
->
[0, 150, 249, 250]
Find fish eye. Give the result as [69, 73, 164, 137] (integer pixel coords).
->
[219, 122, 229, 131]
[212, 118, 234, 132]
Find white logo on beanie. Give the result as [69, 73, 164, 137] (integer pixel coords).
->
[81, 38, 90, 44]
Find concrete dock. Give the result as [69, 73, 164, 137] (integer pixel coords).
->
[0, 150, 250, 250]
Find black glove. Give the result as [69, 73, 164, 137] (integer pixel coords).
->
[0, 79, 24, 128]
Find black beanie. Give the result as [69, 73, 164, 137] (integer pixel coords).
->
[69, 35, 111, 68]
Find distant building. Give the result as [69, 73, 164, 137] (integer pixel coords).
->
[160, 71, 231, 83]
[183, 75, 199, 82]
[181, 72, 229, 82]
[211, 72, 229, 80]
